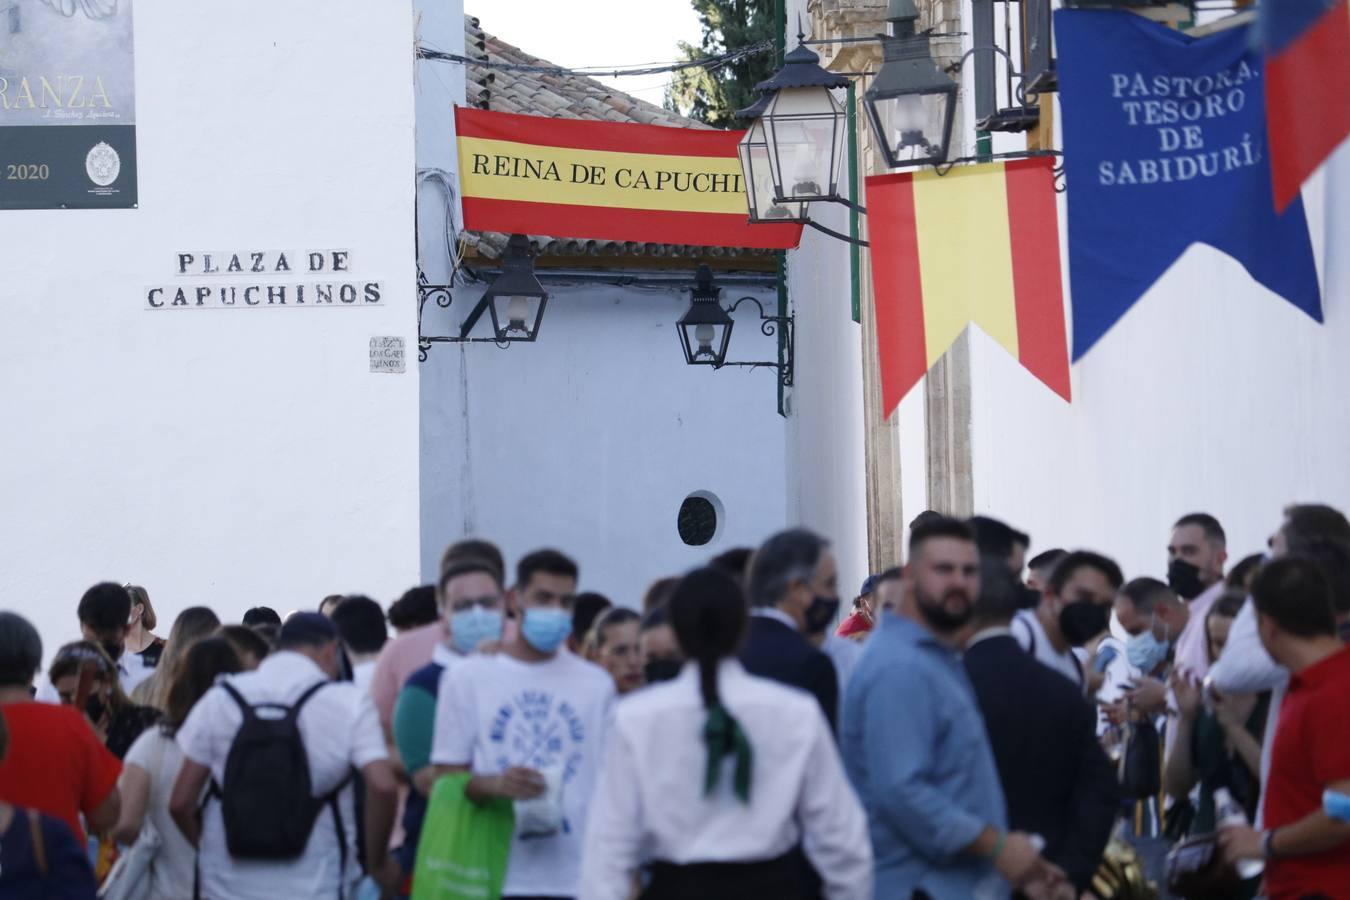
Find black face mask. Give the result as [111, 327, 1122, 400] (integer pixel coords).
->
[99, 640, 124, 663]
[643, 658, 683, 684]
[84, 694, 107, 724]
[1058, 602, 1109, 647]
[804, 596, 841, 635]
[1167, 559, 1207, 600]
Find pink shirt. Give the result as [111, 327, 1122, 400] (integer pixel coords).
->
[368, 622, 445, 731]
[1173, 580, 1223, 680]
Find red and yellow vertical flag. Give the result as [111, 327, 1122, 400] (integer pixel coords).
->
[866, 157, 1070, 416]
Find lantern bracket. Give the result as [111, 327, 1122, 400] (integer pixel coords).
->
[715, 296, 796, 388]
[806, 219, 869, 248]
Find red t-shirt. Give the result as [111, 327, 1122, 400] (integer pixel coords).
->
[0, 703, 122, 843]
[1264, 645, 1350, 900]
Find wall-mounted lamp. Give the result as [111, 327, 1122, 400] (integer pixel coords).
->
[677, 265, 794, 387]
[417, 234, 549, 359]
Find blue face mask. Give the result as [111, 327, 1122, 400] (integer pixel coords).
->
[450, 606, 502, 655]
[1126, 627, 1171, 673]
[520, 607, 571, 654]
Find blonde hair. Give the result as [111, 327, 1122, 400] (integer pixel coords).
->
[131, 606, 220, 710]
[126, 584, 157, 631]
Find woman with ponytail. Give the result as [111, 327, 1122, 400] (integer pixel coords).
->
[579, 566, 872, 900]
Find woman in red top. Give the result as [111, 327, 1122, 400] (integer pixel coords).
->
[0, 612, 122, 844]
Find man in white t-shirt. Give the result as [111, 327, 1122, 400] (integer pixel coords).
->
[1013, 550, 1123, 691]
[169, 613, 401, 900]
[426, 549, 616, 900]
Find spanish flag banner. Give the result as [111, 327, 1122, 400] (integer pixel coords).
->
[456, 108, 803, 250]
[866, 157, 1071, 416]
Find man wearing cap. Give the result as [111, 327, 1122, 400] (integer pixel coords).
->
[170, 613, 401, 900]
[837, 575, 881, 643]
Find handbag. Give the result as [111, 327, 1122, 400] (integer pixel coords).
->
[411, 773, 515, 900]
[99, 732, 168, 900]
[1165, 833, 1241, 900]
[1118, 704, 1162, 800]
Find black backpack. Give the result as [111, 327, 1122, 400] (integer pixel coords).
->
[211, 680, 351, 865]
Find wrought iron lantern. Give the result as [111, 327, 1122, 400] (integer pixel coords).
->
[482, 234, 548, 342]
[678, 266, 734, 366]
[864, 0, 959, 168]
[736, 93, 808, 224]
[752, 40, 850, 204]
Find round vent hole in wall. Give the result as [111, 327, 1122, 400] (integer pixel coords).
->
[678, 492, 722, 546]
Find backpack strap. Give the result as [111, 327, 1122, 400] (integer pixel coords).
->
[288, 679, 330, 722]
[26, 810, 46, 877]
[1013, 615, 1037, 656]
[328, 780, 350, 900]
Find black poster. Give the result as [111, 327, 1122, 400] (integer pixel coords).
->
[0, 0, 136, 209]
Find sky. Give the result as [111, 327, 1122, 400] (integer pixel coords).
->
[466, 0, 703, 102]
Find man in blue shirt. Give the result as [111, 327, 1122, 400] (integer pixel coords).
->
[841, 517, 1068, 900]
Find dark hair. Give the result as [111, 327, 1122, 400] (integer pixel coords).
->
[640, 605, 669, 632]
[1174, 513, 1226, 546]
[571, 593, 612, 644]
[1226, 553, 1265, 592]
[242, 607, 282, 628]
[163, 637, 242, 735]
[968, 516, 1030, 561]
[277, 612, 338, 650]
[1204, 591, 1248, 664]
[77, 583, 132, 633]
[48, 644, 121, 707]
[747, 528, 829, 608]
[669, 568, 747, 709]
[439, 560, 505, 595]
[591, 607, 640, 650]
[1047, 550, 1125, 595]
[974, 556, 1024, 625]
[909, 510, 945, 531]
[440, 538, 506, 581]
[516, 549, 579, 590]
[218, 625, 271, 664]
[1028, 548, 1068, 573]
[329, 596, 388, 655]
[710, 547, 754, 583]
[1119, 577, 1177, 615]
[641, 577, 680, 614]
[1252, 556, 1337, 638]
[388, 586, 438, 630]
[908, 516, 976, 557]
[1282, 504, 1350, 554]
[0, 612, 42, 688]
[319, 594, 345, 615]
[1291, 538, 1350, 615]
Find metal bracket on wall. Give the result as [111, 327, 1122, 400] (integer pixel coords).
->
[716, 296, 795, 388]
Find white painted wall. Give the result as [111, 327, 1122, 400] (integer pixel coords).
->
[0, 0, 420, 662]
[419, 277, 788, 606]
[968, 144, 1350, 581]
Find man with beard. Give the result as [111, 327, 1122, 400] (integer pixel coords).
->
[1166, 513, 1228, 679]
[842, 517, 1067, 900]
[1013, 551, 1123, 692]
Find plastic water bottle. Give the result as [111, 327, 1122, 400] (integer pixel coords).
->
[1214, 787, 1264, 879]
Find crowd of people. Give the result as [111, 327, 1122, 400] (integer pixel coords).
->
[0, 503, 1347, 900]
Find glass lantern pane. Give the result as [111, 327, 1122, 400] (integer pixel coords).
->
[875, 93, 950, 162]
[683, 321, 728, 363]
[739, 130, 805, 222]
[495, 294, 541, 337]
[764, 88, 846, 201]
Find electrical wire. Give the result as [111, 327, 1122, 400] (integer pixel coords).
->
[416, 168, 463, 285]
[417, 39, 774, 80]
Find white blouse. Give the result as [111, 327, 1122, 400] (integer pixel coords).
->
[579, 659, 872, 900]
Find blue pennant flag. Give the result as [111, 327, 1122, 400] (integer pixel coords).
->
[1055, 10, 1322, 361]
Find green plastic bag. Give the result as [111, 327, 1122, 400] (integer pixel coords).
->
[411, 773, 515, 900]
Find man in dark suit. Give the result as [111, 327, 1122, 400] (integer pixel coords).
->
[741, 528, 841, 731]
[964, 557, 1119, 896]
